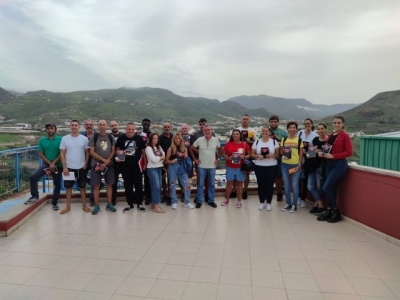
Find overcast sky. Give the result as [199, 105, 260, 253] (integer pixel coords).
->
[1, 0, 399, 104]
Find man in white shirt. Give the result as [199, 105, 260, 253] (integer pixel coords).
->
[190, 125, 221, 208]
[59, 120, 90, 214]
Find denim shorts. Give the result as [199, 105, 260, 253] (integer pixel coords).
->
[226, 166, 246, 181]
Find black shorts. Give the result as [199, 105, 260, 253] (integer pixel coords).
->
[63, 168, 87, 189]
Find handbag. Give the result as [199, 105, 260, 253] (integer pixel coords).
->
[240, 142, 253, 173]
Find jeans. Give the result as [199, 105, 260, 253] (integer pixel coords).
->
[120, 162, 143, 207]
[323, 159, 348, 208]
[254, 165, 278, 204]
[281, 163, 302, 206]
[196, 167, 216, 204]
[147, 167, 162, 205]
[30, 164, 62, 205]
[168, 163, 191, 204]
[307, 167, 324, 202]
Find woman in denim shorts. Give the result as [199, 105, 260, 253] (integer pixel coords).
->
[221, 130, 250, 208]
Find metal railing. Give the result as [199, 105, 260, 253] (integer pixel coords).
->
[0, 146, 39, 198]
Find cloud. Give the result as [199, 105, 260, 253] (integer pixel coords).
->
[0, 0, 399, 104]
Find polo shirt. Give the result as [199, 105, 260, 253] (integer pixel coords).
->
[38, 135, 62, 167]
[192, 137, 220, 169]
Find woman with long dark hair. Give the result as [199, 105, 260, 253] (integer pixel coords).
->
[297, 118, 318, 208]
[145, 133, 165, 213]
[251, 127, 280, 211]
[221, 129, 250, 208]
[317, 116, 352, 223]
[307, 123, 328, 215]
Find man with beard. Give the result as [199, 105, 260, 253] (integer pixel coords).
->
[116, 122, 147, 212]
[110, 120, 124, 206]
[138, 118, 152, 205]
[25, 123, 62, 211]
[268, 115, 288, 201]
[160, 122, 173, 205]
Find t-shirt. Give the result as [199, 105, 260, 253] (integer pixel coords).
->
[252, 139, 280, 167]
[89, 133, 116, 167]
[115, 134, 145, 164]
[297, 130, 318, 151]
[137, 131, 152, 146]
[280, 137, 304, 165]
[192, 137, 220, 169]
[182, 134, 194, 148]
[60, 134, 89, 169]
[160, 133, 173, 153]
[38, 135, 62, 167]
[193, 130, 216, 141]
[111, 132, 124, 142]
[268, 127, 288, 142]
[224, 141, 250, 169]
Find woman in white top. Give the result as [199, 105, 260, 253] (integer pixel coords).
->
[145, 133, 165, 213]
[297, 118, 319, 207]
[251, 127, 280, 211]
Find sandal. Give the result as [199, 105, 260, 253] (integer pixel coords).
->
[59, 207, 71, 214]
[82, 207, 92, 213]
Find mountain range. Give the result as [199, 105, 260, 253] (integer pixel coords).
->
[226, 95, 359, 120]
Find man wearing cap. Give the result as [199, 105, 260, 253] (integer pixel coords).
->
[25, 123, 63, 210]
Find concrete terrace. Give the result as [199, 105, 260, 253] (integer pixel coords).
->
[0, 194, 399, 300]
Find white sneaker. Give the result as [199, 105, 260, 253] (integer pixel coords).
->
[171, 203, 177, 210]
[184, 203, 195, 209]
[290, 205, 297, 213]
[300, 200, 306, 208]
[266, 204, 272, 211]
[258, 203, 264, 211]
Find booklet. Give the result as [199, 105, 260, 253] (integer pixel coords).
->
[241, 130, 248, 139]
[94, 163, 108, 175]
[260, 147, 269, 158]
[154, 149, 162, 157]
[248, 131, 254, 142]
[303, 141, 309, 149]
[116, 150, 126, 161]
[183, 135, 191, 148]
[231, 152, 241, 164]
[288, 167, 297, 174]
[176, 151, 185, 163]
[62, 172, 75, 181]
[307, 145, 317, 158]
[322, 143, 332, 155]
[282, 147, 292, 159]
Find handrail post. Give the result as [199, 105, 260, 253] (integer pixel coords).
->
[14, 152, 20, 192]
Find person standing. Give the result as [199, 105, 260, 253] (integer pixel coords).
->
[59, 120, 91, 214]
[268, 115, 288, 201]
[26, 123, 62, 211]
[235, 114, 257, 199]
[251, 127, 280, 211]
[280, 121, 303, 213]
[180, 123, 195, 201]
[160, 122, 173, 205]
[165, 133, 195, 209]
[146, 133, 166, 213]
[190, 125, 221, 208]
[110, 120, 124, 206]
[297, 118, 318, 208]
[192, 118, 215, 203]
[317, 116, 352, 223]
[89, 120, 117, 215]
[138, 118, 152, 205]
[115, 122, 147, 213]
[307, 123, 328, 215]
[220, 130, 250, 208]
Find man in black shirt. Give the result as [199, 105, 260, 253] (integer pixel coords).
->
[115, 122, 147, 212]
[160, 122, 173, 205]
[138, 118, 152, 205]
[110, 120, 124, 206]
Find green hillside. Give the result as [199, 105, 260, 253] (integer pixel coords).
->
[0, 87, 275, 126]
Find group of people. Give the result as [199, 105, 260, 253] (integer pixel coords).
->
[27, 113, 352, 223]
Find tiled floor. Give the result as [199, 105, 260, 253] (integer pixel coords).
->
[0, 195, 399, 300]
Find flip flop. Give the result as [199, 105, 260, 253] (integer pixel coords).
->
[82, 207, 92, 213]
[59, 207, 71, 214]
